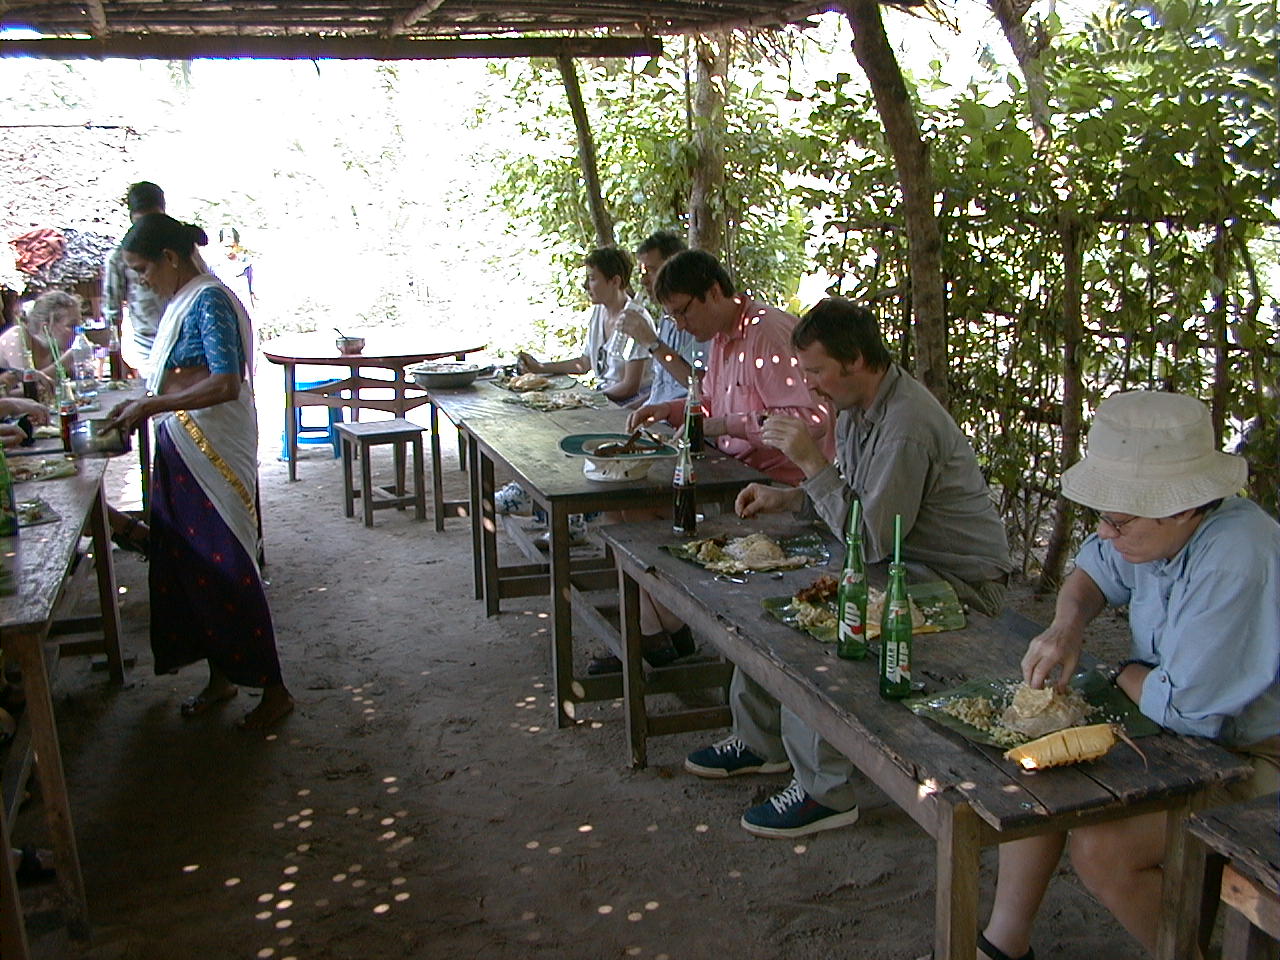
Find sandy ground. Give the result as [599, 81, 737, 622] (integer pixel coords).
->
[11, 371, 1147, 960]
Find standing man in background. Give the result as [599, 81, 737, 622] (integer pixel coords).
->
[102, 181, 167, 378]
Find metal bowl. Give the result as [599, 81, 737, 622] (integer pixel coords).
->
[335, 336, 366, 355]
[408, 362, 493, 389]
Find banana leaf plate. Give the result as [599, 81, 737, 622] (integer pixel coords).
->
[665, 532, 829, 574]
[762, 578, 966, 643]
[904, 670, 1161, 748]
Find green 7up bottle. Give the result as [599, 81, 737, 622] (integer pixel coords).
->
[879, 514, 913, 699]
[836, 499, 868, 660]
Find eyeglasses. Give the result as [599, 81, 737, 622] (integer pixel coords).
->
[667, 296, 696, 323]
[1093, 511, 1141, 535]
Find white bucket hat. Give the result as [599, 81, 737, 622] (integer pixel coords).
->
[1060, 391, 1247, 517]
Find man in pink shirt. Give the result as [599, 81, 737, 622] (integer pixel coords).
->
[627, 250, 833, 482]
[589, 251, 832, 676]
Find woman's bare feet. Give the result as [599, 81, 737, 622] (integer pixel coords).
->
[237, 685, 294, 731]
[180, 675, 239, 717]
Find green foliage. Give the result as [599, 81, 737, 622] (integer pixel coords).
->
[475, 48, 807, 353]
[795, 0, 1278, 560]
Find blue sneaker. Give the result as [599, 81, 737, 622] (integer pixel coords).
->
[740, 778, 860, 838]
[684, 735, 791, 779]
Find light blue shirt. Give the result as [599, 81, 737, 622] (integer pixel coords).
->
[1075, 497, 1280, 748]
[646, 315, 709, 406]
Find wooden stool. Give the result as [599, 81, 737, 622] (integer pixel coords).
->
[336, 419, 427, 527]
[1189, 793, 1280, 960]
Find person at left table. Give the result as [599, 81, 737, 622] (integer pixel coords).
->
[517, 247, 652, 406]
[107, 212, 294, 730]
[0, 289, 79, 389]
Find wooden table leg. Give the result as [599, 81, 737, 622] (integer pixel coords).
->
[1157, 794, 1205, 960]
[429, 401, 445, 532]
[88, 483, 125, 684]
[468, 434, 482, 601]
[0, 791, 32, 960]
[480, 453, 499, 616]
[360, 440, 375, 527]
[620, 569, 648, 768]
[11, 629, 89, 938]
[412, 436, 426, 522]
[935, 802, 981, 960]
[549, 506, 574, 728]
[284, 362, 299, 481]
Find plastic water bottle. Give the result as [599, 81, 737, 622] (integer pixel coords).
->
[70, 326, 94, 383]
[92, 325, 109, 378]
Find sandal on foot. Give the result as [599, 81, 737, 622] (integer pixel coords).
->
[180, 687, 238, 717]
[111, 516, 149, 559]
[15, 845, 56, 885]
[978, 933, 1034, 960]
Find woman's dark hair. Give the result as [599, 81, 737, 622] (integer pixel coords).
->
[636, 231, 687, 260]
[122, 213, 208, 262]
[653, 249, 734, 302]
[792, 298, 892, 371]
[126, 181, 165, 215]
[584, 247, 632, 286]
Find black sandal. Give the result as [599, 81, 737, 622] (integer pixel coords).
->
[111, 516, 149, 560]
[978, 933, 1034, 960]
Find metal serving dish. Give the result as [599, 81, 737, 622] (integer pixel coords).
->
[407, 361, 494, 389]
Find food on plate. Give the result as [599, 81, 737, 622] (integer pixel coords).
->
[1000, 682, 1091, 738]
[521, 391, 592, 411]
[33, 425, 61, 439]
[16, 498, 55, 526]
[508, 373, 551, 392]
[1004, 722, 1120, 771]
[937, 694, 1021, 743]
[794, 574, 838, 605]
[689, 532, 812, 574]
[592, 432, 666, 457]
[11, 458, 77, 483]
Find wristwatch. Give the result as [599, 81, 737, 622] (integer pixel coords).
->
[1107, 658, 1156, 684]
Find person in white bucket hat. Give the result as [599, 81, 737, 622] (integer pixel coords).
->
[975, 391, 1279, 960]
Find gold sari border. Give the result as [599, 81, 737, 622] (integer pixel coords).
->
[174, 409, 258, 524]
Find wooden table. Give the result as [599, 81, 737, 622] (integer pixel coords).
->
[9, 379, 153, 510]
[428, 379, 764, 727]
[600, 513, 1254, 960]
[1188, 794, 1280, 958]
[260, 332, 486, 481]
[0, 458, 125, 944]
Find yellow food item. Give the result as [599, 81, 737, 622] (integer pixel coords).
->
[866, 586, 926, 631]
[1003, 723, 1117, 771]
[1000, 683, 1091, 738]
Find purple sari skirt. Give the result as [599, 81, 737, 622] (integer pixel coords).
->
[149, 421, 281, 687]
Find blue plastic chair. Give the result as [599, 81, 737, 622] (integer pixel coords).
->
[281, 377, 343, 460]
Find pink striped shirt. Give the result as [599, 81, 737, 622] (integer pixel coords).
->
[658, 298, 833, 484]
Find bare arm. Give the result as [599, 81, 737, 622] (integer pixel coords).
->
[1021, 567, 1108, 691]
[108, 371, 241, 434]
[603, 357, 647, 401]
[518, 352, 590, 376]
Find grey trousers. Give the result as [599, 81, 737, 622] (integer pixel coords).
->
[730, 669, 861, 812]
[730, 579, 1006, 813]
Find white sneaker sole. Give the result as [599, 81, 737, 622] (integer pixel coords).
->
[739, 804, 861, 838]
[683, 757, 792, 779]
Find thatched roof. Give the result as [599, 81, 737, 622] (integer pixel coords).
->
[0, 1, 835, 60]
[0, 123, 133, 292]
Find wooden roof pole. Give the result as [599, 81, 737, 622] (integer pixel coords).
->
[85, 0, 110, 39]
[0, 35, 662, 61]
[386, 0, 449, 37]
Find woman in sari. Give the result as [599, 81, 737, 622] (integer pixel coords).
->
[107, 213, 292, 730]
